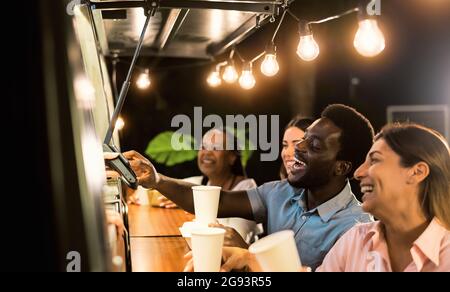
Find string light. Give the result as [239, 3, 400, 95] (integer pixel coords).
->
[296, 21, 320, 62]
[207, 69, 222, 87]
[261, 43, 280, 77]
[222, 61, 239, 83]
[239, 62, 256, 90]
[206, 1, 386, 90]
[136, 69, 151, 89]
[354, 18, 385, 57]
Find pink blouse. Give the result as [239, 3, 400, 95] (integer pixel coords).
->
[317, 218, 450, 272]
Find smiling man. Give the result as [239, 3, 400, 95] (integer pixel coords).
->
[122, 104, 375, 270]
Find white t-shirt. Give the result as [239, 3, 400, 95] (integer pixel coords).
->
[185, 176, 263, 244]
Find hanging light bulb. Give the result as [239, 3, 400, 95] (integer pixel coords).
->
[222, 61, 239, 83]
[261, 43, 279, 77]
[207, 69, 222, 87]
[239, 62, 256, 90]
[115, 117, 125, 131]
[354, 18, 385, 57]
[296, 21, 320, 62]
[136, 69, 151, 89]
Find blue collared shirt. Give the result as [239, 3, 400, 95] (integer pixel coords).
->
[247, 179, 373, 270]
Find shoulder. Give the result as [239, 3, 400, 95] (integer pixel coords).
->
[182, 176, 203, 184]
[246, 180, 294, 202]
[260, 179, 292, 190]
[233, 178, 258, 191]
[337, 221, 378, 247]
[438, 224, 450, 268]
[341, 196, 374, 224]
[253, 179, 294, 195]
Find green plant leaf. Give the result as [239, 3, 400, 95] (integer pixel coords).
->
[145, 131, 198, 166]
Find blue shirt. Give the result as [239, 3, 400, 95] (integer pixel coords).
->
[247, 179, 373, 270]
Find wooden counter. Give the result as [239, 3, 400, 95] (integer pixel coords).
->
[128, 204, 194, 271]
[130, 237, 190, 272]
[128, 204, 194, 237]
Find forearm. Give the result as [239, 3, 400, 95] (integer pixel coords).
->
[154, 174, 197, 213]
[153, 174, 254, 220]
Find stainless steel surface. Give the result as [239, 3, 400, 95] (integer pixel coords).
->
[90, 0, 291, 59]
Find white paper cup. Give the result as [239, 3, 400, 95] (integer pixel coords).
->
[248, 230, 301, 272]
[192, 186, 221, 227]
[190, 227, 225, 272]
[135, 186, 149, 205]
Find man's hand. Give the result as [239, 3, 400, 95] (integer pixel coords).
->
[183, 247, 253, 272]
[122, 150, 160, 189]
[208, 223, 249, 249]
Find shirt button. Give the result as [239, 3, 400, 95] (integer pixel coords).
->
[302, 216, 307, 220]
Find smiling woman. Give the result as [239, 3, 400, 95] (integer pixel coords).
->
[363, 123, 450, 228]
[317, 123, 450, 272]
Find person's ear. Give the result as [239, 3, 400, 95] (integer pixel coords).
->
[335, 161, 352, 177]
[407, 162, 430, 185]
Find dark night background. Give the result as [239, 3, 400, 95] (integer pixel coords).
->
[109, 0, 450, 186]
[1, 0, 449, 271]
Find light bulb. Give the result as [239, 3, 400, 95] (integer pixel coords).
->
[261, 54, 279, 77]
[207, 70, 222, 87]
[115, 117, 125, 131]
[222, 64, 238, 83]
[136, 70, 151, 89]
[239, 63, 256, 90]
[354, 19, 385, 57]
[296, 34, 320, 61]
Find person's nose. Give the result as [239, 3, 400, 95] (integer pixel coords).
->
[285, 144, 295, 158]
[354, 161, 368, 181]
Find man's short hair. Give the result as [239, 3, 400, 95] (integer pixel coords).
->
[321, 104, 375, 177]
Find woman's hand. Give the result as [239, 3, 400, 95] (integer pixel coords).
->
[208, 223, 249, 249]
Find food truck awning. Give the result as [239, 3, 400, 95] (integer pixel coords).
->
[89, 0, 292, 59]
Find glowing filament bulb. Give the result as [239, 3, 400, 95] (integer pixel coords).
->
[222, 64, 238, 83]
[297, 34, 320, 61]
[207, 70, 222, 87]
[354, 19, 385, 57]
[261, 54, 279, 77]
[239, 63, 256, 90]
[136, 70, 151, 89]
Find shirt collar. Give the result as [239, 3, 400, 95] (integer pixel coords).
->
[412, 218, 448, 267]
[363, 221, 384, 247]
[294, 181, 357, 222]
[363, 218, 448, 270]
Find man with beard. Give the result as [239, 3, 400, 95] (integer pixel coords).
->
[121, 104, 374, 270]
